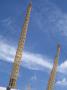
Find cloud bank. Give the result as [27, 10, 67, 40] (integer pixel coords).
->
[58, 60, 67, 73]
[56, 78, 67, 86]
[0, 37, 67, 75]
[0, 37, 52, 71]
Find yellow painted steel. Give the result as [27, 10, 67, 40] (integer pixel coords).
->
[47, 44, 60, 90]
[7, 1, 32, 89]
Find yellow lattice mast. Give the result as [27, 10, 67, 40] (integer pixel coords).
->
[46, 44, 60, 90]
[7, 1, 32, 90]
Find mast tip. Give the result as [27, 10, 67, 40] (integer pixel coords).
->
[30, 0, 32, 5]
[57, 44, 60, 48]
[57, 44, 61, 52]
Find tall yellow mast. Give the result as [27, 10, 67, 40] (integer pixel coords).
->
[46, 44, 60, 90]
[7, 1, 32, 90]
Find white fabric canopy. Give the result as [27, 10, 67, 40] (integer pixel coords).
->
[0, 87, 18, 90]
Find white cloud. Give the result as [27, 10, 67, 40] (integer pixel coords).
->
[34, 0, 67, 38]
[22, 52, 52, 70]
[58, 60, 67, 73]
[0, 38, 52, 71]
[0, 17, 20, 36]
[56, 78, 67, 86]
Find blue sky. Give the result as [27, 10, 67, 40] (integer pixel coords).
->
[0, 0, 67, 90]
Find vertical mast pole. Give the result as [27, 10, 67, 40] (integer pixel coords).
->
[47, 44, 60, 90]
[7, 1, 32, 90]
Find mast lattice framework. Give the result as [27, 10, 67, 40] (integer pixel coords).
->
[7, 1, 32, 90]
[46, 44, 60, 90]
